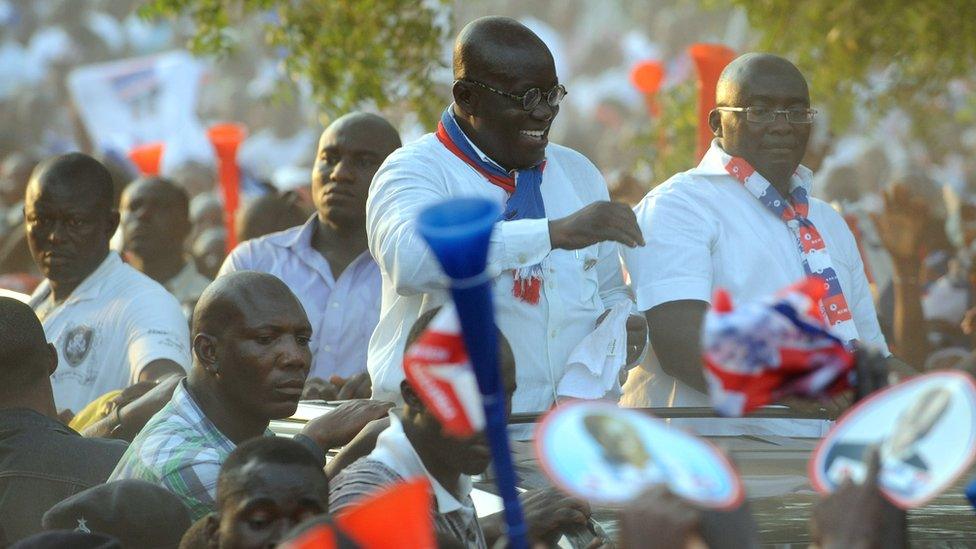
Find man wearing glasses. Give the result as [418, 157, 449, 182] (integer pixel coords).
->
[622, 54, 891, 436]
[366, 16, 647, 413]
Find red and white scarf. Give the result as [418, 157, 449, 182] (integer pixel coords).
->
[715, 150, 859, 344]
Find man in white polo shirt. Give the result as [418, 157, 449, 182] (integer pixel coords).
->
[219, 113, 400, 398]
[367, 16, 648, 413]
[25, 153, 189, 415]
[623, 54, 902, 434]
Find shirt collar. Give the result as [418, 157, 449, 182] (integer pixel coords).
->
[689, 139, 813, 192]
[280, 214, 375, 272]
[172, 380, 241, 446]
[369, 411, 472, 514]
[282, 214, 320, 251]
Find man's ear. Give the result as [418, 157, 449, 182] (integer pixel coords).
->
[205, 513, 220, 549]
[400, 379, 423, 410]
[193, 333, 219, 375]
[452, 80, 478, 118]
[46, 342, 58, 376]
[708, 109, 723, 137]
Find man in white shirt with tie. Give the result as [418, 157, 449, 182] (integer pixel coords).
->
[622, 54, 904, 435]
[366, 16, 648, 413]
[219, 113, 400, 399]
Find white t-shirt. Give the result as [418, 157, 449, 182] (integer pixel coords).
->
[621, 141, 888, 436]
[366, 131, 633, 413]
[30, 253, 191, 413]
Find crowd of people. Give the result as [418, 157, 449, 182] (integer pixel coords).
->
[0, 2, 974, 548]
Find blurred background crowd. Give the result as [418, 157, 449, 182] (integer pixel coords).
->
[2, 0, 974, 372]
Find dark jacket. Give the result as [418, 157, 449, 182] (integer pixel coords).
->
[0, 408, 127, 543]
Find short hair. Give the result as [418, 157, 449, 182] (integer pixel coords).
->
[216, 437, 325, 509]
[34, 152, 115, 212]
[236, 192, 307, 243]
[124, 176, 190, 216]
[0, 297, 51, 391]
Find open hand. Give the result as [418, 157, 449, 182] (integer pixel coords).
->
[811, 447, 905, 549]
[300, 399, 394, 451]
[549, 201, 645, 250]
[521, 487, 591, 544]
[870, 184, 929, 266]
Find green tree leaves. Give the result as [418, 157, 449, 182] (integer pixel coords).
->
[142, 0, 450, 124]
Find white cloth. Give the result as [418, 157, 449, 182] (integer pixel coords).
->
[369, 412, 474, 515]
[219, 215, 380, 380]
[29, 253, 191, 413]
[621, 141, 889, 436]
[366, 132, 634, 413]
[0, 288, 28, 302]
[557, 301, 630, 400]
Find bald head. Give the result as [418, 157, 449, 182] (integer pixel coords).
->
[716, 53, 808, 108]
[453, 16, 553, 83]
[192, 271, 306, 340]
[324, 112, 401, 155]
[709, 53, 812, 191]
[312, 112, 401, 230]
[190, 271, 313, 422]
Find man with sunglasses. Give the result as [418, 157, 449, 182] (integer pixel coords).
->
[622, 54, 891, 436]
[366, 16, 647, 413]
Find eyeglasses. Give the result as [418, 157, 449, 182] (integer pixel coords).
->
[459, 79, 567, 111]
[714, 106, 818, 124]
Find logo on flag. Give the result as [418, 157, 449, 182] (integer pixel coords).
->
[402, 305, 485, 438]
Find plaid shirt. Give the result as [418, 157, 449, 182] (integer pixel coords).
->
[109, 380, 271, 519]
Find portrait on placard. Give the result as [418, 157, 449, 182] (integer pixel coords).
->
[810, 371, 976, 508]
[535, 402, 743, 509]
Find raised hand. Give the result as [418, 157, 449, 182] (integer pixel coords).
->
[549, 201, 645, 250]
[810, 447, 906, 549]
[870, 184, 930, 267]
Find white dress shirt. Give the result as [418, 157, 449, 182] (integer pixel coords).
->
[366, 131, 633, 413]
[621, 141, 888, 436]
[218, 215, 380, 380]
[29, 252, 191, 413]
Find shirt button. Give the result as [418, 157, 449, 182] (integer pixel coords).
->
[330, 302, 339, 308]
[518, 254, 527, 263]
[550, 330, 557, 338]
[323, 345, 332, 352]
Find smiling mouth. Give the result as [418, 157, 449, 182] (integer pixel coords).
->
[520, 129, 547, 141]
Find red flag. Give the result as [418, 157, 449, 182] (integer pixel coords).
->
[403, 304, 485, 437]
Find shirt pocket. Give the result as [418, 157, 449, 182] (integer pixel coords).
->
[574, 246, 602, 308]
